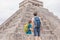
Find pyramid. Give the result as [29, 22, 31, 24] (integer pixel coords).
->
[0, 0, 60, 40]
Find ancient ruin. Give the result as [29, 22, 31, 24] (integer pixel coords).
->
[0, 0, 60, 40]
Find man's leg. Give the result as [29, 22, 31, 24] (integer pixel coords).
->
[34, 27, 41, 40]
[34, 36, 41, 40]
[38, 36, 41, 40]
[38, 28, 41, 40]
[34, 36, 38, 40]
[34, 28, 38, 40]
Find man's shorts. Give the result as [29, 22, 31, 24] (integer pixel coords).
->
[34, 27, 40, 36]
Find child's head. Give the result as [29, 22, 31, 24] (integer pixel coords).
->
[28, 20, 32, 24]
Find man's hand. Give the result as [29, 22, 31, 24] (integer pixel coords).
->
[30, 28, 34, 32]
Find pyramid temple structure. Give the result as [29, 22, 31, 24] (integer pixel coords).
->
[0, 0, 60, 40]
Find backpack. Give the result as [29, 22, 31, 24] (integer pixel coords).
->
[34, 16, 41, 28]
[24, 24, 28, 32]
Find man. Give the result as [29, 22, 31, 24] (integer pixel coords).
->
[32, 12, 41, 40]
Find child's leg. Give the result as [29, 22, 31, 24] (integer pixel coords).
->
[27, 35, 30, 40]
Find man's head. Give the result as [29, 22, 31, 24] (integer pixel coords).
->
[33, 12, 37, 16]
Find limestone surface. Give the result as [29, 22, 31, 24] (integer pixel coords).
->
[0, 0, 60, 40]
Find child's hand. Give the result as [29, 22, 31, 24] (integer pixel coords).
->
[30, 28, 34, 32]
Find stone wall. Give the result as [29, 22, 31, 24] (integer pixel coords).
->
[0, 0, 60, 40]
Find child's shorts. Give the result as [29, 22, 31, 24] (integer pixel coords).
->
[34, 27, 40, 36]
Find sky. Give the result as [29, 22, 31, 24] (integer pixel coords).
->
[0, 0, 60, 25]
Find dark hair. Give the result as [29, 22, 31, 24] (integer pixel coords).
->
[33, 12, 37, 16]
[28, 20, 32, 23]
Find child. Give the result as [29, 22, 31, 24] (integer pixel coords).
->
[25, 20, 32, 40]
[26, 20, 32, 34]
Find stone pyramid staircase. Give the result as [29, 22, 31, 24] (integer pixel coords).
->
[0, 0, 60, 40]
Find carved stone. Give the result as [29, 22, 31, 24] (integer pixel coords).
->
[0, 0, 60, 40]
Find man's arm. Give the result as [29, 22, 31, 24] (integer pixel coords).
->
[40, 17, 44, 32]
[31, 18, 34, 32]
[32, 18, 34, 29]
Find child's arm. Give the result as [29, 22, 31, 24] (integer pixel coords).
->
[30, 23, 34, 32]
